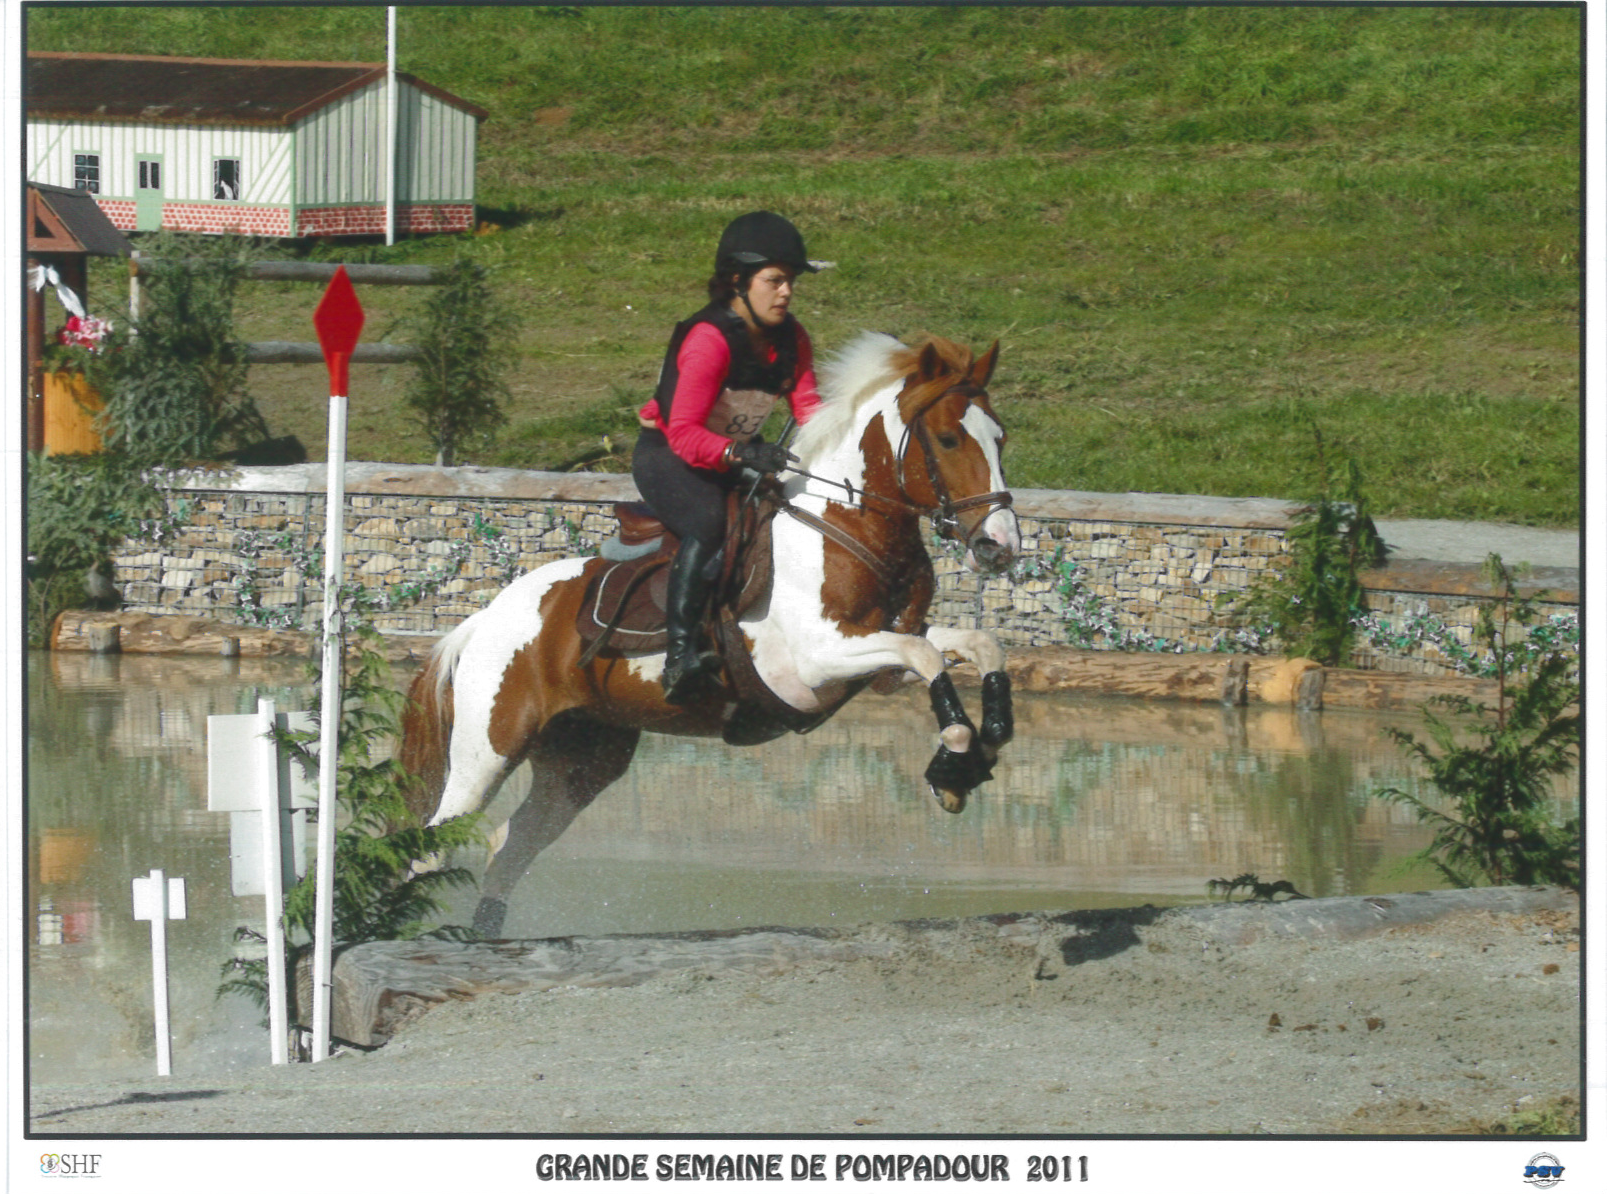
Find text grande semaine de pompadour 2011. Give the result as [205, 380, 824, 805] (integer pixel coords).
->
[531, 1152, 1090, 1183]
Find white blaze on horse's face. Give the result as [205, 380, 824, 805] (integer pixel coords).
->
[959, 403, 1019, 575]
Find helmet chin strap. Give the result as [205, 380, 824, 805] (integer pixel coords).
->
[737, 273, 762, 328]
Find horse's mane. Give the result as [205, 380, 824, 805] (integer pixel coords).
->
[794, 331, 976, 464]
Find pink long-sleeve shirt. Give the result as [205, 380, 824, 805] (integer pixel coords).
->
[637, 321, 822, 471]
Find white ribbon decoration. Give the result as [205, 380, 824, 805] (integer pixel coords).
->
[28, 263, 86, 320]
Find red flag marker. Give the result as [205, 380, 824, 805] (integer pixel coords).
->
[313, 266, 365, 397]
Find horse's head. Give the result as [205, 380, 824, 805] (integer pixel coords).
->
[893, 337, 1020, 575]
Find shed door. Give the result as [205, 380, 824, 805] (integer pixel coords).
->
[135, 156, 164, 231]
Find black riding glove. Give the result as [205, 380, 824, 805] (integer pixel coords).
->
[728, 439, 795, 475]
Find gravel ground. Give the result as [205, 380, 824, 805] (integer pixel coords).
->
[29, 898, 1581, 1138]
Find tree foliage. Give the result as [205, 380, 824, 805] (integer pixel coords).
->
[403, 256, 511, 467]
[1379, 556, 1580, 889]
[89, 231, 266, 464]
[219, 628, 483, 1023]
[1221, 428, 1385, 665]
[24, 451, 189, 644]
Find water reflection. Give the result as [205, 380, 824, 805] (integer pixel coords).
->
[476, 690, 1495, 938]
[28, 652, 312, 1085]
[27, 651, 1579, 1082]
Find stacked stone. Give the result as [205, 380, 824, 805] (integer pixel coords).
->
[930, 514, 1290, 652]
[105, 471, 1572, 676]
[115, 491, 312, 622]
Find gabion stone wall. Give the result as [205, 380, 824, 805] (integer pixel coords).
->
[108, 464, 1575, 675]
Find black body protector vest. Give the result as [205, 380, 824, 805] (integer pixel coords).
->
[653, 302, 799, 444]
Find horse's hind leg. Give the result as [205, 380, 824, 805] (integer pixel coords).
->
[473, 715, 641, 938]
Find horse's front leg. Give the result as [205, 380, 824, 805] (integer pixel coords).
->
[923, 627, 1014, 761]
[788, 629, 998, 814]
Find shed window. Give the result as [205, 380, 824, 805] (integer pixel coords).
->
[213, 159, 241, 201]
[138, 160, 161, 190]
[73, 154, 100, 194]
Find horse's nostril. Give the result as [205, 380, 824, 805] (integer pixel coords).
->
[971, 539, 1012, 573]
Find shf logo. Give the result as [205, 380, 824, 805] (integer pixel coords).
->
[39, 1153, 101, 1177]
[1524, 1153, 1565, 1188]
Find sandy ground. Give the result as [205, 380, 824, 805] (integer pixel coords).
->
[28, 894, 1581, 1138]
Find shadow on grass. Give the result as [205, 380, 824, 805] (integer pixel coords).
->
[476, 205, 566, 231]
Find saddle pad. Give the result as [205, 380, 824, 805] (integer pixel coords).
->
[577, 556, 673, 649]
[575, 501, 776, 655]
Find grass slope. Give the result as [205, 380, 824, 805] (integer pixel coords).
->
[36, 5, 1581, 525]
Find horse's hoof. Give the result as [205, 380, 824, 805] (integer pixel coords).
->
[472, 897, 508, 939]
[929, 783, 967, 814]
[924, 745, 991, 804]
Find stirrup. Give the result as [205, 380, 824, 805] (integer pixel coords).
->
[662, 642, 722, 705]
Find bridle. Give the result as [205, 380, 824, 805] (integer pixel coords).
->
[894, 382, 1015, 544]
[768, 379, 1013, 585]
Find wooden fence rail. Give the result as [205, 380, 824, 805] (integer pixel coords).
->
[129, 257, 446, 365]
[244, 341, 423, 365]
[131, 259, 446, 286]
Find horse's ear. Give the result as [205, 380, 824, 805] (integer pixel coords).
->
[917, 341, 946, 383]
[971, 341, 999, 389]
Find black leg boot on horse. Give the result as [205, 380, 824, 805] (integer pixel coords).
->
[661, 535, 725, 704]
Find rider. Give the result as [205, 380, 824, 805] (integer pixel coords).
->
[632, 211, 824, 704]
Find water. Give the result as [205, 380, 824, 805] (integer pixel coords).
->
[27, 650, 1577, 1084]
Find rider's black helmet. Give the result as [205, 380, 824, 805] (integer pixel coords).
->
[714, 211, 818, 277]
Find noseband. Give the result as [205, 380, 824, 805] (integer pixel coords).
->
[897, 384, 1015, 544]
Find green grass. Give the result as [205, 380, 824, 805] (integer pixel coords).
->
[41, 5, 1581, 526]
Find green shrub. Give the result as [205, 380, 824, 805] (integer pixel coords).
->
[403, 256, 511, 467]
[90, 232, 266, 464]
[24, 452, 188, 646]
[1378, 556, 1579, 889]
[1220, 429, 1384, 665]
[219, 627, 483, 1026]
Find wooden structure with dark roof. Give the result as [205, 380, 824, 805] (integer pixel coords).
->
[26, 52, 486, 238]
[25, 182, 134, 453]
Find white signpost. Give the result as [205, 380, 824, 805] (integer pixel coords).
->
[131, 869, 187, 1076]
[311, 267, 365, 1063]
[207, 698, 316, 1064]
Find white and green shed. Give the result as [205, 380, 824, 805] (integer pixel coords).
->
[26, 51, 488, 238]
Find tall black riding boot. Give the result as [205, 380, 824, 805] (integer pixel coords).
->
[661, 536, 724, 705]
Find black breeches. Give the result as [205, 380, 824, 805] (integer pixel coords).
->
[632, 429, 738, 547]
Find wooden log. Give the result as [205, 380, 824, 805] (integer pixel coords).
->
[48, 614, 1513, 710]
[1174, 884, 1576, 948]
[1296, 666, 1325, 711]
[323, 927, 901, 1046]
[326, 887, 1576, 1047]
[1220, 658, 1249, 706]
[85, 623, 120, 654]
[50, 610, 441, 664]
[133, 260, 445, 286]
[244, 342, 422, 365]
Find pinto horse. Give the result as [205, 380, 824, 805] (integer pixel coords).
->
[399, 332, 1020, 936]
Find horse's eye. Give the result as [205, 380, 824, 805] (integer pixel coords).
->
[937, 433, 960, 450]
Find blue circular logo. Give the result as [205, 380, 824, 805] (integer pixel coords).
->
[1525, 1153, 1565, 1189]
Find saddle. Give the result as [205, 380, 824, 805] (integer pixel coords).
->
[575, 493, 774, 660]
[576, 488, 874, 747]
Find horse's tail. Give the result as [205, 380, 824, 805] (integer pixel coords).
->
[398, 614, 477, 824]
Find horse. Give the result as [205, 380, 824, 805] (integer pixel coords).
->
[399, 331, 1021, 937]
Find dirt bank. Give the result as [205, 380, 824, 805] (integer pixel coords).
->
[29, 890, 1580, 1137]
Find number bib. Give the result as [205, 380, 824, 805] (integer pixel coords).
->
[705, 388, 778, 441]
